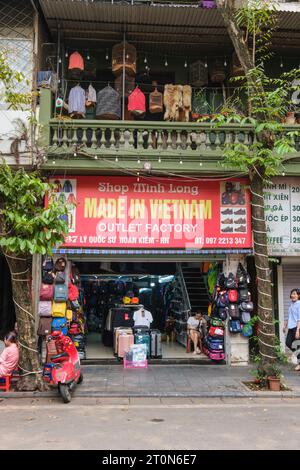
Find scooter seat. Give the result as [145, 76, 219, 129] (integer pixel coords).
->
[51, 352, 69, 361]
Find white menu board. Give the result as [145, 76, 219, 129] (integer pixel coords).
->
[264, 177, 300, 256]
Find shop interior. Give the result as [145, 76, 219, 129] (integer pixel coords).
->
[71, 260, 219, 360]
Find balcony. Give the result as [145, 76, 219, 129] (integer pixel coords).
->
[42, 117, 300, 174]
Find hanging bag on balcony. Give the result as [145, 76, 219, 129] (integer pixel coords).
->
[96, 85, 121, 120]
[128, 86, 146, 118]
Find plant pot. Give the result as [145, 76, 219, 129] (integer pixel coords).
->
[285, 112, 296, 125]
[267, 376, 281, 391]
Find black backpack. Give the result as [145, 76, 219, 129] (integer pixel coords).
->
[239, 288, 251, 302]
[236, 263, 250, 286]
[226, 273, 237, 289]
[228, 303, 239, 319]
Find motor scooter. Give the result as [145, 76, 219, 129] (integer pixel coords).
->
[43, 331, 83, 403]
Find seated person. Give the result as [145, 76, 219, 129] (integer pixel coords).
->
[0, 331, 19, 377]
[133, 306, 153, 329]
[187, 312, 206, 354]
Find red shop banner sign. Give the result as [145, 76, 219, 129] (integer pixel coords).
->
[48, 177, 252, 249]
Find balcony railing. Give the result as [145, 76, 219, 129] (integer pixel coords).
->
[46, 118, 300, 160]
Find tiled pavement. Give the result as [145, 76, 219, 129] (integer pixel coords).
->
[1, 364, 300, 398]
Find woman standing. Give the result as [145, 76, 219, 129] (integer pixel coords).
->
[284, 289, 300, 371]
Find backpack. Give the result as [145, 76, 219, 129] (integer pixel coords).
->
[62, 180, 73, 193]
[228, 289, 238, 303]
[68, 282, 79, 301]
[222, 192, 230, 205]
[42, 257, 54, 272]
[216, 273, 227, 290]
[239, 288, 250, 302]
[236, 263, 250, 286]
[55, 271, 66, 284]
[42, 270, 54, 285]
[208, 350, 225, 361]
[208, 326, 224, 338]
[39, 301, 52, 317]
[52, 301, 67, 318]
[37, 317, 52, 336]
[218, 308, 228, 321]
[40, 284, 54, 301]
[54, 284, 68, 302]
[228, 303, 239, 319]
[210, 317, 224, 327]
[242, 323, 253, 337]
[226, 273, 237, 289]
[66, 309, 73, 321]
[230, 191, 239, 205]
[241, 311, 251, 323]
[68, 321, 82, 335]
[206, 336, 224, 351]
[70, 299, 80, 310]
[240, 301, 254, 312]
[229, 319, 242, 333]
[217, 292, 228, 308]
[51, 318, 68, 335]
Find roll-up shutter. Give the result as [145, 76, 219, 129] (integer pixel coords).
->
[282, 265, 300, 321]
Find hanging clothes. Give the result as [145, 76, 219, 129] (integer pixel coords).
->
[96, 85, 121, 120]
[68, 85, 86, 117]
[86, 84, 97, 103]
[128, 86, 146, 117]
[69, 51, 84, 71]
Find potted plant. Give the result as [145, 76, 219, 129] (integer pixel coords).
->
[250, 362, 268, 387]
[285, 106, 296, 124]
[266, 364, 282, 391]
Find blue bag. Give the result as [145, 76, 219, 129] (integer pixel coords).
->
[229, 319, 242, 333]
[54, 284, 68, 302]
[51, 318, 68, 335]
[206, 337, 224, 351]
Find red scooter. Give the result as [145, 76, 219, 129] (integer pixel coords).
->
[43, 331, 83, 403]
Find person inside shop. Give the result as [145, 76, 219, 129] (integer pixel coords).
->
[133, 305, 153, 329]
[187, 312, 205, 355]
[284, 288, 300, 371]
[0, 331, 19, 378]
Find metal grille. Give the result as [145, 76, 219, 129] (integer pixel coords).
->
[0, 0, 33, 39]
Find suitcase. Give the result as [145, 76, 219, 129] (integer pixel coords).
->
[111, 308, 135, 330]
[133, 325, 150, 334]
[134, 332, 150, 357]
[118, 333, 134, 359]
[114, 327, 133, 355]
[150, 329, 162, 359]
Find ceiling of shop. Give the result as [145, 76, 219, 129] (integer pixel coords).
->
[38, 0, 300, 55]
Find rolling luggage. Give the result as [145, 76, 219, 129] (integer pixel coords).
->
[111, 308, 135, 330]
[150, 329, 162, 359]
[114, 327, 133, 355]
[134, 332, 150, 357]
[118, 333, 134, 359]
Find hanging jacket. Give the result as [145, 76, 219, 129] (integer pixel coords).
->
[68, 85, 86, 115]
[69, 52, 84, 71]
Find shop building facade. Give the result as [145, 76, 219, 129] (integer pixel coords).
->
[8, 0, 300, 364]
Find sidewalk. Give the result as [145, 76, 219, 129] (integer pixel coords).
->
[1, 364, 300, 398]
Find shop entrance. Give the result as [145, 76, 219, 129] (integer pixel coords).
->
[72, 260, 222, 361]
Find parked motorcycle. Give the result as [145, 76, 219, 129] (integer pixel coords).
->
[43, 331, 83, 403]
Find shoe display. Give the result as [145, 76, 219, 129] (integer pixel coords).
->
[221, 218, 233, 224]
[234, 209, 246, 215]
[221, 209, 233, 215]
[234, 218, 246, 224]
[234, 225, 247, 232]
[222, 226, 234, 232]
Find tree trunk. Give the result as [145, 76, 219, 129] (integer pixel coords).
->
[250, 172, 276, 365]
[4, 251, 46, 391]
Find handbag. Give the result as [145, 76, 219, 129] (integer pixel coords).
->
[37, 317, 52, 336]
[68, 282, 79, 301]
[55, 271, 66, 284]
[42, 270, 54, 285]
[40, 283, 54, 301]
